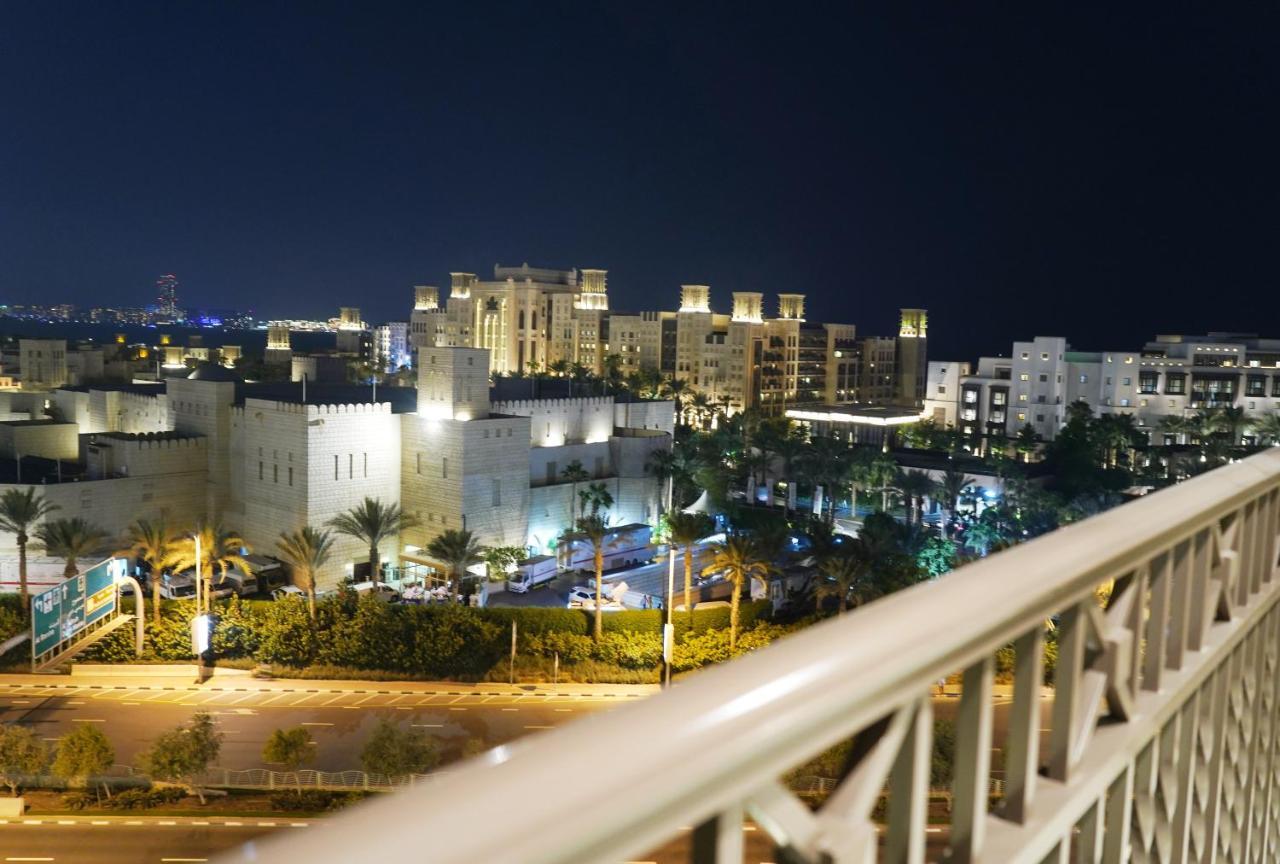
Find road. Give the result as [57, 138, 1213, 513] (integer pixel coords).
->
[0, 818, 304, 864]
[0, 678, 643, 771]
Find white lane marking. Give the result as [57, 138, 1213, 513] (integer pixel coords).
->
[258, 692, 295, 706]
[223, 821, 242, 826]
[191, 821, 210, 826]
[161, 859, 208, 862]
[9, 700, 30, 705]
[257, 821, 277, 826]
[300, 721, 333, 726]
[524, 724, 553, 729]
[448, 707, 467, 712]
[412, 723, 443, 728]
[71, 718, 106, 723]
[501, 708, 518, 712]
[554, 708, 572, 712]
[56, 820, 75, 825]
[158, 820, 177, 825]
[91, 820, 109, 825]
[66, 701, 84, 706]
[21, 820, 42, 824]
[290, 823, 308, 827]
[395, 706, 412, 710]
[125, 820, 144, 825]
[7, 858, 55, 862]
[320, 693, 347, 706]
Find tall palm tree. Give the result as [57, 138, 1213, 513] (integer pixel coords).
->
[1253, 412, 1280, 446]
[0, 488, 59, 615]
[276, 527, 334, 621]
[35, 518, 110, 579]
[865, 453, 899, 512]
[577, 482, 613, 519]
[662, 376, 689, 425]
[688, 392, 712, 430]
[937, 468, 974, 538]
[576, 513, 610, 642]
[326, 497, 419, 584]
[816, 550, 876, 614]
[706, 536, 776, 651]
[894, 469, 936, 525]
[559, 460, 590, 524]
[666, 511, 714, 618]
[1218, 405, 1246, 446]
[168, 521, 252, 612]
[124, 518, 179, 625]
[425, 528, 485, 605]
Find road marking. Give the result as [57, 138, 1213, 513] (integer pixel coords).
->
[290, 823, 309, 827]
[412, 723, 443, 728]
[71, 718, 106, 723]
[224, 821, 243, 826]
[6, 858, 55, 862]
[554, 708, 572, 712]
[158, 820, 177, 825]
[396, 706, 412, 710]
[125, 820, 144, 825]
[341, 705, 360, 710]
[191, 821, 210, 825]
[91, 820, 109, 825]
[301, 721, 333, 726]
[57, 820, 75, 825]
[161, 859, 208, 862]
[66, 700, 84, 705]
[524, 724, 553, 729]
[258, 692, 296, 706]
[257, 821, 277, 826]
[21, 819, 42, 824]
[448, 707, 467, 712]
[501, 708, 518, 712]
[321, 693, 348, 706]
[9, 700, 29, 705]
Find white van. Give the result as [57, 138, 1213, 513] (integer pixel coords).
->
[505, 555, 558, 593]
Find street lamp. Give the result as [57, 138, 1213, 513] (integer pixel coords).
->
[663, 544, 675, 688]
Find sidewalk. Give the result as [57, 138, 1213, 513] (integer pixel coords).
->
[0, 668, 660, 699]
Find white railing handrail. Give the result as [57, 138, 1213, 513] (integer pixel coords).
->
[241, 449, 1280, 864]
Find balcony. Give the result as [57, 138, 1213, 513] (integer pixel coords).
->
[251, 449, 1280, 864]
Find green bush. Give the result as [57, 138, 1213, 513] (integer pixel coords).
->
[61, 790, 97, 810]
[269, 790, 366, 812]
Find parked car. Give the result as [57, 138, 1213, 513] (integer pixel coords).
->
[272, 585, 307, 601]
[349, 581, 401, 602]
[566, 585, 622, 611]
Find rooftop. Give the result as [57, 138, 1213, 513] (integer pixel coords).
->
[785, 404, 927, 426]
[236, 382, 419, 413]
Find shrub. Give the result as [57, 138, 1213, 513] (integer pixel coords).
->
[269, 790, 365, 812]
[61, 790, 97, 810]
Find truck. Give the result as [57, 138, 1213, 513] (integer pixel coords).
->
[505, 555, 558, 593]
[559, 523, 655, 574]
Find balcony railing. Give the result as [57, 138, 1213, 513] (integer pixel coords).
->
[246, 449, 1280, 864]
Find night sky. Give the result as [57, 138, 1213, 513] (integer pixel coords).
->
[2, 3, 1277, 361]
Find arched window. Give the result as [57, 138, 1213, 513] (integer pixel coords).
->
[518, 310, 525, 329]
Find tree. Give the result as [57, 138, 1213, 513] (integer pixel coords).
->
[1014, 424, 1041, 463]
[360, 720, 438, 778]
[865, 453, 899, 512]
[894, 469, 936, 525]
[482, 545, 527, 581]
[124, 518, 179, 625]
[559, 459, 591, 526]
[937, 468, 974, 538]
[0, 488, 59, 615]
[706, 536, 777, 650]
[666, 511, 714, 618]
[0, 724, 46, 796]
[576, 513, 610, 642]
[275, 527, 334, 622]
[917, 536, 958, 578]
[263, 727, 313, 795]
[52, 724, 114, 800]
[35, 517, 109, 579]
[1254, 412, 1280, 446]
[816, 552, 873, 614]
[143, 712, 223, 804]
[169, 521, 252, 613]
[662, 376, 690, 426]
[425, 529, 485, 604]
[577, 482, 613, 519]
[327, 497, 419, 584]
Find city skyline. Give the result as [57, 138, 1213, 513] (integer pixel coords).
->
[3, 5, 1279, 364]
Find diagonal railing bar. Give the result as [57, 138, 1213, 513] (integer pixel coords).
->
[237, 449, 1280, 864]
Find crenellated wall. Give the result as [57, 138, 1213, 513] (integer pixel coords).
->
[491, 396, 615, 447]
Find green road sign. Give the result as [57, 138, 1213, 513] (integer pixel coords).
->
[31, 557, 122, 658]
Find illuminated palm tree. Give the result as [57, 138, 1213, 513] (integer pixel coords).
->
[425, 528, 485, 605]
[559, 460, 590, 525]
[0, 487, 60, 615]
[275, 527, 334, 621]
[169, 521, 252, 612]
[326, 497, 419, 584]
[1253, 412, 1280, 446]
[124, 518, 180, 625]
[894, 469, 936, 525]
[937, 468, 974, 538]
[36, 518, 110, 579]
[816, 550, 875, 614]
[662, 376, 689, 425]
[667, 511, 714, 618]
[706, 536, 777, 651]
[577, 513, 610, 642]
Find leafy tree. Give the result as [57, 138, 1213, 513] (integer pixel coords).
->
[666, 511, 715, 618]
[815, 552, 874, 614]
[0, 488, 60, 615]
[425, 529, 485, 604]
[706, 536, 777, 650]
[482, 545, 527, 580]
[917, 536, 958, 578]
[894, 469, 936, 524]
[360, 720, 438, 778]
[327, 498, 419, 584]
[143, 712, 223, 804]
[124, 517, 179, 625]
[35, 517, 110, 579]
[53, 724, 115, 799]
[275, 527, 334, 622]
[936, 469, 974, 538]
[0, 724, 46, 796]
[263, 727, 313, 794]
[169, 521, 252, 613]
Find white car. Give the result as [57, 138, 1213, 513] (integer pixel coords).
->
[566, 585, 622, 611]
[272, 585, 307, 601]
[349, 581, 401, 602]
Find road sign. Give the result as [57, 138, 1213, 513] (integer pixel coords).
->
[31, 558, 121, 658]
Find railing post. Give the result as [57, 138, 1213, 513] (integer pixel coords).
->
[1001, 625, 1043, 824]
[950, 656, 993, 863]
[690, 804, 743, 864]
[884, 697, 931, 864]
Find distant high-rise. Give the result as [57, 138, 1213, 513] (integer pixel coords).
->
[155, 274, 179, 318]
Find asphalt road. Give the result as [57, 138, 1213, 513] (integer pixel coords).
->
[0, 819, 300, 864]
[0, 681, 635, 771]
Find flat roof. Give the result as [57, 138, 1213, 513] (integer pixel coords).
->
[237, 382, 419, 413]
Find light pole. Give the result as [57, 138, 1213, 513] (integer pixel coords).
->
[663, 544, 675, 688]
[193, 531, 203, 614]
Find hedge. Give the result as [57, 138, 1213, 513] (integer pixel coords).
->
[79, 594, 778, 682]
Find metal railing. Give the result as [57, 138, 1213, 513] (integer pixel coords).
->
[243, 449, 1280, 864]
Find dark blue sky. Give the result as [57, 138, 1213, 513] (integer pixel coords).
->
[2, 3, 1277, 360]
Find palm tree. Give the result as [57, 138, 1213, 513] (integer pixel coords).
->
[1218, 405, 1246, 446]
[577, 482, 613, 520]
[688, 392, 712, 430]
[36, 518, 110, 579]
[425, 528, 485, 605]
[1253, 412, 1280, 446]
[275, 527, 334, 621]
[667, 511, 714, 618]
[1014, 424, 1041, 463]
[326, 497, 419, 584]
[124, 518, 179, 625]
[894, 469, 936, 525]
[706, 536, 776, 651]
[0, 488, 60, 615]
[1157, 414, 1190, 446]
[865, 453, 899, 512]
[662, 376, 690, 425]
[937, 468, 974, 538]
[169, 521, 252, 612]
[576, 513, 610, 642]
[560, 460, 591, 524]
[816, 551, 875, 614]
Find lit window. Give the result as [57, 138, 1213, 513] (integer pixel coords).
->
[1019, 373, 1029, 381]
